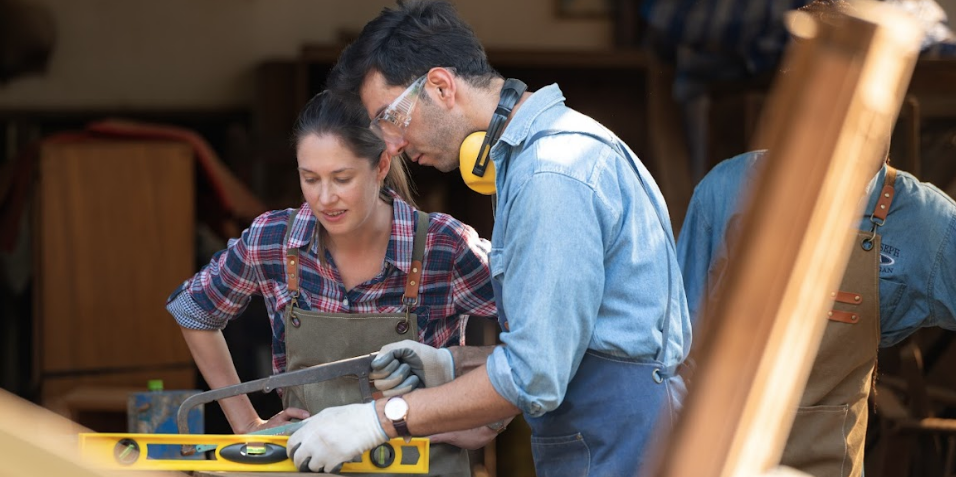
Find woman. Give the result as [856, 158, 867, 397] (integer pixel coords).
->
[166, 91, 497, 475]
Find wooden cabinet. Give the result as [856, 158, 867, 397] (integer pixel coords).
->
[34, 140, 197, 429]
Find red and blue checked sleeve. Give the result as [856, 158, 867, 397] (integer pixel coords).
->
[166, 217, 267, 331]
[451, 221, 497, 319]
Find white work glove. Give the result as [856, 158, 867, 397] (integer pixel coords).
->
[287, 402, 387, 473]
[370, 340, 455, 396]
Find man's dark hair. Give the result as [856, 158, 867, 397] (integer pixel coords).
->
[328, 0, 501, 95]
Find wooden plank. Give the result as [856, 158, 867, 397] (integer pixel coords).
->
[645, 2, 923, 477]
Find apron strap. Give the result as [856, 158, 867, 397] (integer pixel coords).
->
[284, 210, 300, 296]
[861, 165, 897, 251]
[403, 210, 429, 308]
[871, 165, 898, 223]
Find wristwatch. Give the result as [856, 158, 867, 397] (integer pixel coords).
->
[384, 396, 412, 442]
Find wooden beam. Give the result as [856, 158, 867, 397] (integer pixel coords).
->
[645, 2, 922, 477]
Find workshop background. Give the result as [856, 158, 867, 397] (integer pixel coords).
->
[2, 0, 956, 476]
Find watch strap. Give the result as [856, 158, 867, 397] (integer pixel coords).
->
[393, 417, 412, 441]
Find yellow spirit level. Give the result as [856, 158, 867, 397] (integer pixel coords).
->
[78, 433, 429, 474]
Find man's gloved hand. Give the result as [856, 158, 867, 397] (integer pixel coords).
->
[287, 402, 387, 473]
[370, 340, 454, 396]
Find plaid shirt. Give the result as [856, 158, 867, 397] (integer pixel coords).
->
[167, 198, 497, 375]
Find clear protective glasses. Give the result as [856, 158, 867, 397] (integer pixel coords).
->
[370, 75, 427, 147]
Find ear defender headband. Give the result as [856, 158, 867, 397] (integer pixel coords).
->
[459, 78, 528, 195]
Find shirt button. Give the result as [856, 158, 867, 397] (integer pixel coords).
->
[343, 298, 349, 306]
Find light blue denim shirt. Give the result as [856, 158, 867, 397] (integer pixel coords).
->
[484, 84, 692, 417]
[677, 150, 956, 347]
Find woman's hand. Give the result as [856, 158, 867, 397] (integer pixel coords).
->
[428, 417, 513, 450]
[236, 407, 311, 434]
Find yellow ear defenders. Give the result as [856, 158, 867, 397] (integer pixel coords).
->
[459, 78, 528, 195]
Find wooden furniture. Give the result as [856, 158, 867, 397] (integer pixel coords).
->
[870, 337, 956, 477]
[34, 140, 197, 431]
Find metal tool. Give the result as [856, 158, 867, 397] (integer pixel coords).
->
[78, 433, 429, 473]
[176, 353, 377, 456]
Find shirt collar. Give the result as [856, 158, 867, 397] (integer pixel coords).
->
[385, 198, 418, 274]
[494, 84, 566, 156]
[287, 198, 417, 274]
[286, 203, 317, 252]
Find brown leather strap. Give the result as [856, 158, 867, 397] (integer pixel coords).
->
[832, 291, 863, 305]
[284, 211, 300, 294]
[828, 309, 860, 324]
[871, 166, 898, 223]
[403, 211, 429, 305]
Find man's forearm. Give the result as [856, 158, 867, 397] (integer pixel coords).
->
[448, 345, 497, 378]
[374, 364, 520, 438]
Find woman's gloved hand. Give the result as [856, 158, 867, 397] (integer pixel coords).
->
[370, 340, 455, 396]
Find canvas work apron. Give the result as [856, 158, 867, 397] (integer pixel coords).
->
[281, 211, 469, 477]
[781, 166, 897, 477]
[495, 284, 686, 477]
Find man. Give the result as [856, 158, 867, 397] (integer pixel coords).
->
[284, 1, 691, 474]
[677, 143, 956, 476]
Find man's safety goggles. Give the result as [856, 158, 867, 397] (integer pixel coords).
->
[370, 75, 427, 147]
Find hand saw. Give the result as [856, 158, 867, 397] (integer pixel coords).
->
[177, 353, 379, 456]
[78, 432, 429, 473]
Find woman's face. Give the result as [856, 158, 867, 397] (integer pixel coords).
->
[297, 132, 390, 238]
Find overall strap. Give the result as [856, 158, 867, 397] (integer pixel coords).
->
[284, 211, 300, 296]
[403, 210, 429, 308]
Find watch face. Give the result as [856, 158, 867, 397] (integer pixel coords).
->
[384, 397, 409, 420]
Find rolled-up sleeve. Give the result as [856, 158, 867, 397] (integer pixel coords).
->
[485, 172, 604, 417]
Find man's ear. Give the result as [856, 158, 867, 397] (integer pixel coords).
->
[425, 67, 457, 108]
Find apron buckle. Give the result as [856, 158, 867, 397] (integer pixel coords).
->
[397, 296, 417, 335]
[652, 368, 664, 384]
[861, 227, 877, 251]
[286, 293, 301, 327]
